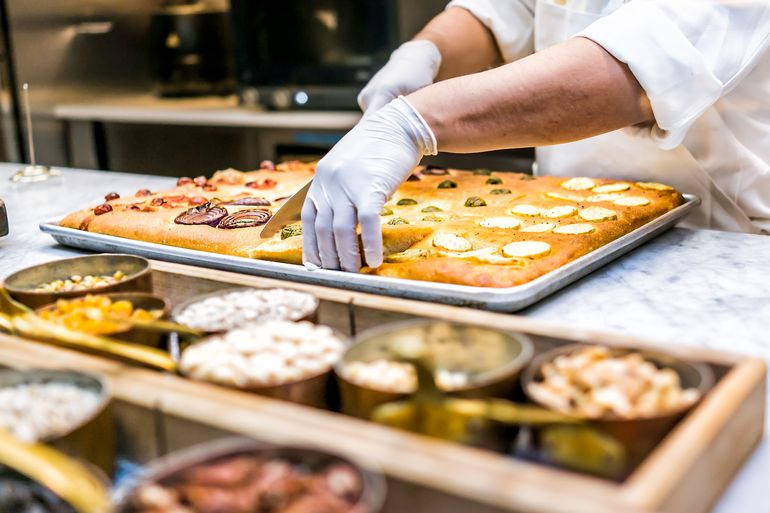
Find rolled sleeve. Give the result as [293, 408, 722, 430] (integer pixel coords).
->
[579, 2, 724, 148]
[446, 0, 535, 63]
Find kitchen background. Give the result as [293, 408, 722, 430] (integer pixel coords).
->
[0, 0, 533, 177]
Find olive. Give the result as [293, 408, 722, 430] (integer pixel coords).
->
[490, 188, 512, 195]
[520, 174, 536, 181]
[473, 168, 492, 176]
[387, 217, 409, 225]
[94, 203, 112, 215]
[422, 165, 449, 175]
[421, 206, 442, 213]
[397, 198, 418, 206]
[281, 224, 303, 240]
[486, 177, 503, 185]
[437, 180, 457, 189]
[422, 215, 443, 222]
[464, 196, 487, 207]
[380, 207, 394, 216]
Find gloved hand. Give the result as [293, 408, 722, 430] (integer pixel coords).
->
[302, 96, 438, 272]
[358, 40, 442, 114]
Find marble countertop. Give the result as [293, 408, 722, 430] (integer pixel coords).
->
[1, 163, 768, 512]
[52, 94, 362, 129]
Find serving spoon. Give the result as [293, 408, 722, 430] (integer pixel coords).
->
[0, 428, 109, 513]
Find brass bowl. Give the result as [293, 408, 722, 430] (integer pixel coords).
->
[181, 327, 349, 408]
[335, 320, 534, 420]
[37, 292, 169, 347]
[4, 254, 152, 309]
[115, 437, 386, 513]
[170, 286, 320, 334]
[0, 369, 114, 475]
[521, 344, 715, 469]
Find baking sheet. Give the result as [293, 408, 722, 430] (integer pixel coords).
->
[39, 195, 699, 312]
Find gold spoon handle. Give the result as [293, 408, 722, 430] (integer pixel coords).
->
[98, 314, 203, 338]
[444, 398, 582, 426]
[13, 314, 176, 372]
[0, 428, 109, 513]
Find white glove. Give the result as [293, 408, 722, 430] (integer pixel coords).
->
[358, 40, 442, 114]
[302, 96, 438, 272]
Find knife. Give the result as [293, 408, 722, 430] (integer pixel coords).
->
[260, 180, 311, 239]
[0, 199, 7, 237]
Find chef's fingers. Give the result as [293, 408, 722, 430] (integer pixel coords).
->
[358, 201, 384, 268]
[314, 199, 340, 271]
[332, 202, 362, 273]
[301, 199, 322, 269]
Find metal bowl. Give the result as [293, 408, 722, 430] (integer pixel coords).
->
[0, 369, 114, 475]
[170, 286, 320, 334]
[181, 327, 349, 409]
[521, 344, 715, 469]
[36, 292, 169, 347]
[335, 320, 534, 420]
[4, 254, 152, 309]
[115, 437, 386, 513]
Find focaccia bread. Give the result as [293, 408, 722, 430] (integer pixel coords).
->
[60, 162, 684, 288]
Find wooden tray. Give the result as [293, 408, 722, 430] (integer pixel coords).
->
[0, 259, 764, 513]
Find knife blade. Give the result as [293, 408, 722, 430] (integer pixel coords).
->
[260, 180, 311, 239]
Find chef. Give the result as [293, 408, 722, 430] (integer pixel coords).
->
[301, 0, 770, 272]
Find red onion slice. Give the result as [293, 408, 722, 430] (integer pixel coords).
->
[174, 203, 228, 226]
[217, 209, 272, 229]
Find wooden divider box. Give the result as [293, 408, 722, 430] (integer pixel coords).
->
[0, 260, 764, 513]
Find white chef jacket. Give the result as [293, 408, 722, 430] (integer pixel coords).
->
[446, 0, 770, 233]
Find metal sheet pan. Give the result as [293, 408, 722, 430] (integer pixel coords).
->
[39, 195, 699, 312]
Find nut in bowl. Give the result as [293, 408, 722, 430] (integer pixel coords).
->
[116, 437, 386, 513]
[3, 254, 152, 309]
[336, 320, 534, 421]
[179, 320, 348, 407]
[521, 344, 715, 470]
[0, 369, 114, 474]
[171, 287, 319, 333]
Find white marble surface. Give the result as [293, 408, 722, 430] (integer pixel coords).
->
[0, 163, 768, 512]
[53, 94, 362, 129]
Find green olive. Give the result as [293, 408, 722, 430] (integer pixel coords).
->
[464, 196, 487, 207]
[437, 180, 457, 189]
[520, 174, 536, 181]
[380, 207, 394, 216]
[421, 206, 443, 213]
[490, 188, 512, 195]
[280, 224, 302, 240]
[473, 168, 492, 176]
[397, 198, 418, 206]
[486, 176, 503, 185]
[387, 217, 409, 225]
[422, 215, 443, 222]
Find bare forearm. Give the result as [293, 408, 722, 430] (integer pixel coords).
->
[409, 37, 653, 152]
[414, 7, 502, 81]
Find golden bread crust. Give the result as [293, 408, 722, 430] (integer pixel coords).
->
[60, 164, 684, 288]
